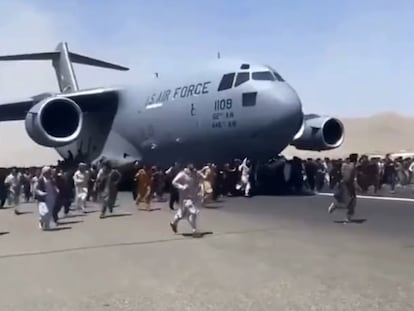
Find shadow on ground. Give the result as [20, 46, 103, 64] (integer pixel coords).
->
[182, 231, 213, 238]
[102, 213, 133, 218]
[333, 219, 367, 224]
[46, 226, 72, 231]
[58, 220, 84, 226]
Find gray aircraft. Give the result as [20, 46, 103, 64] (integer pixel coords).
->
[0, 42, 344, 167]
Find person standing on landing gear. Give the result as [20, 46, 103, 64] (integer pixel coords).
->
[169, 163, 203, 236]
[328, 153, 358, 222]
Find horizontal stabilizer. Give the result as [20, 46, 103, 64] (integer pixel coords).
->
[68, 52, 129, 71]
[0, 52, 56, 61]
[0, 42, 129, 92]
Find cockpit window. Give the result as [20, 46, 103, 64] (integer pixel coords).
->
[218, 73, 235, 91]
[252, 71, 276, 81]
[234, 72, 250, 87]
[272, 71, 285, 82]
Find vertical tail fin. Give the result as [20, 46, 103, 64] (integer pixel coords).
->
[53, 42, 78, 92]
[0, 42, 129, 93]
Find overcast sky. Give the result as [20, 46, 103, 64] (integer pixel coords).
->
[0, 0, 413, 165]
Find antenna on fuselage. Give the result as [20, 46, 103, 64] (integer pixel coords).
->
[154, 72, 159, 78]
[217, 52, 221, 59]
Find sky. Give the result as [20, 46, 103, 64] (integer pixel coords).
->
[0, 0, 413, 165]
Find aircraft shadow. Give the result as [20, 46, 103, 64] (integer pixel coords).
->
[182, 231, 213, 238]
[333, 219, 367, 224]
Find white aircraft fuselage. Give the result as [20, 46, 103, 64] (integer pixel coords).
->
[0, 43, 344, 168]
[101, 61, 303, 165]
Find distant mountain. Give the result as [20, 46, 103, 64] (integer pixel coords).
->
[283, 112, 414, 159]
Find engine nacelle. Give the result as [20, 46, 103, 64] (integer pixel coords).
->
[291, 115, 344, 151]
[25, 96, 83, 147]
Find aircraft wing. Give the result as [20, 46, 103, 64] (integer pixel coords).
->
[0, 87, 123, 122]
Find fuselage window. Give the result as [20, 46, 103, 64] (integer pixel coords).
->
[272, 71, 285, 82]
[242, 92, 257, 107]
[234, 72, 250, 87]
[252, 71, 276, 81]
[218, 73, 236, 91]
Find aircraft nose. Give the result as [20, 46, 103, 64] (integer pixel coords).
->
[272, 84, 303, 131]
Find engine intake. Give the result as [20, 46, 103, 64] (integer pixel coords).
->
[291, 115, 344, 151]
[25, 96, 83, 147]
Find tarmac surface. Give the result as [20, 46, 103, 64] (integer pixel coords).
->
[0, 191, 413, 311]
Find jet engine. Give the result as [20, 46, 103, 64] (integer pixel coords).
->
[291, 115, 344, 151]
[25, 96, 83, 147]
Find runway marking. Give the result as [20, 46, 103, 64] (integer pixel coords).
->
[318, 192, 414, 203]
[0, 227, 280, 260]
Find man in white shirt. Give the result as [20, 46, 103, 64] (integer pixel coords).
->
[169, 164, 203, 236]
[236, 158, 252, 197]
[73, 163, 89, 213]
[4, 168, 21, 215]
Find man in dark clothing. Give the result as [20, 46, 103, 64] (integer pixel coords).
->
[0, 169, 7, 208]
[329, 159, 342, 189]
[54, 169, 73, 221]
[304, 159, 317, 192]
[382, 154, 396, 193]
[328, 153, 358, 222]
[165, 162, 180, 210]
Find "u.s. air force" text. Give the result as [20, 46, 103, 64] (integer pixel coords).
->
[145, 81, 211, 106]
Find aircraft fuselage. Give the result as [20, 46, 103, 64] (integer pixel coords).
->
[104, 60, 304, 166]
[0, 43, 344, 169]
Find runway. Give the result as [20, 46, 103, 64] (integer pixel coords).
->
[0, 192, 412, 310]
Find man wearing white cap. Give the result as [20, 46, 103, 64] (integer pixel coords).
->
[73, 163, 89, 213]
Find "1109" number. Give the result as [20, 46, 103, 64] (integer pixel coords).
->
[214, 98, 232, 111]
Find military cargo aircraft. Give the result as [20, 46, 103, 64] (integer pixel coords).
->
[0, 42, 344, 167]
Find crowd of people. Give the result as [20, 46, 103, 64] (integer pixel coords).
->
[0, 153, 413, 234]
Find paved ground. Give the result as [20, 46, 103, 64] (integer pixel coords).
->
[0, 192, 413, 311]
